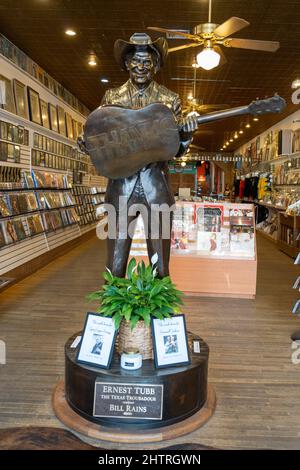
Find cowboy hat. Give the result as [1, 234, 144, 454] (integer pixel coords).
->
[114, 32, 168, 71]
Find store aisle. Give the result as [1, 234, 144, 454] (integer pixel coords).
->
[0, 234, 300, 450]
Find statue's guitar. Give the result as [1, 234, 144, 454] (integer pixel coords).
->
[84, 94, 286, 179]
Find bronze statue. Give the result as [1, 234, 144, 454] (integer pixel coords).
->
[81, 32, 286, 279]
[82, 33, 198, 278]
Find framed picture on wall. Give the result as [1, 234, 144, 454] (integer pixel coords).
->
[48, 103, 58, 132]
[65, 113, 74, 140]
[72, 119, 79, 140]
[0, 74, 16, 114]
[40, 99, 50, 129]
[13, 79, 29, 119]
[57, 105, 66, 136]
[77, 121, 83, 137]
[27, 87, 42, 125]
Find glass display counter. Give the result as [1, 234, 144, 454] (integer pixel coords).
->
[130, 202, 257, 299]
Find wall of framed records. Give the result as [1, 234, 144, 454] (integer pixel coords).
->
[0, 33, 89, 117]
[0, 42, 108, 284]
[0, 52, 86, 142]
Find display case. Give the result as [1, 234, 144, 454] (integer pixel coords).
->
[130, 201, 257, 299]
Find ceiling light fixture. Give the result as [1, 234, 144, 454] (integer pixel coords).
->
[101, 78, 109, 83]
[196, 46, 220, 70]
[65, 29, 76, 36]
[88, 54, 97, 66]
[245, 123, 251, 128]
[181, 161, 187, 167]
[292, 78, 300, 89]
[234, 132, 238, 139]
[253, 117, 259, 121]
[239, 129, 244, 134]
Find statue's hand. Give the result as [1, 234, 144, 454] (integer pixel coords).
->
[77, 134, 87, 154]
[180, 114, 199, 133]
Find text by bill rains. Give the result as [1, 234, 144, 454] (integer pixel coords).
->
[98, 454, 201, 466]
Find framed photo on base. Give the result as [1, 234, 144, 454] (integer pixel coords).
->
[151, 314, 190, 369]
[76, 312, 117, 369]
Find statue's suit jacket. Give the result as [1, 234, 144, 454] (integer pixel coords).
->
[101, 79, 188, 208]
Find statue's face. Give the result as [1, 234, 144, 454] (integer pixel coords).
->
[126, 50, 157, 87]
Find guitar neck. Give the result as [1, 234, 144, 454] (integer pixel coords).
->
[196, 105, 250, 126]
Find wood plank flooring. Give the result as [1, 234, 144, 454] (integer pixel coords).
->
[0, 233, 300, 450]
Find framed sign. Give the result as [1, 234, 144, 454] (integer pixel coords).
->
[27, 87, 42, 125]
[77, 312, 117, 369]
[13, 79, 29, 119]
[0, 74, 16, 114]
[57, 105, 66, 136]
[151, 314, 190, 369]
[40, 99, 50, 129]
[65, 113, 74, 140]
[49, 103, 58, 132]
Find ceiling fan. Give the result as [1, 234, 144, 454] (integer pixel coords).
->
[182, 63, 229, 115]
[148, 0, 280, 70]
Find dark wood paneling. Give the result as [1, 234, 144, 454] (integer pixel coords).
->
[0, 1, 298, 151]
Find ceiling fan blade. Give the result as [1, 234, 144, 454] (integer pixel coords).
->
[147, 27, 196, 40]
[189, 144, 205, 151]
[198, 104, 230, 110]
[168, 42, 201, 53]
[214, 17, 249, 38]
[226, 38, 280, 52]
[213, 45, 227, 65]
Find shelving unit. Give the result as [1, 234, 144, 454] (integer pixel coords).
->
[278, 212, 300, 258]
[0, 49, 107, 287]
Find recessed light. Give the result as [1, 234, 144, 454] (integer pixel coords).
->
[245, 123, 251, 128]
[101, 78, 109, 83]
[253, 117, 259, 121]
[65, 29, 76, 36]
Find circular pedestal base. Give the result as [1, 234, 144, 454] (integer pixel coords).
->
[64, 332, 210, 429]
[53, 380, 216, 443]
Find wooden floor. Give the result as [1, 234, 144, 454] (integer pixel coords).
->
[0, 233, 300, 450]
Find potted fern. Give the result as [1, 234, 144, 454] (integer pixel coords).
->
[87, 255, 184, 359]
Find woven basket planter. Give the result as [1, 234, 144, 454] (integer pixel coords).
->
[117, 320, 153, 360]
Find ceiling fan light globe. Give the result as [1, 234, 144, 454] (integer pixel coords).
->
[196, 48, 220, 70]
